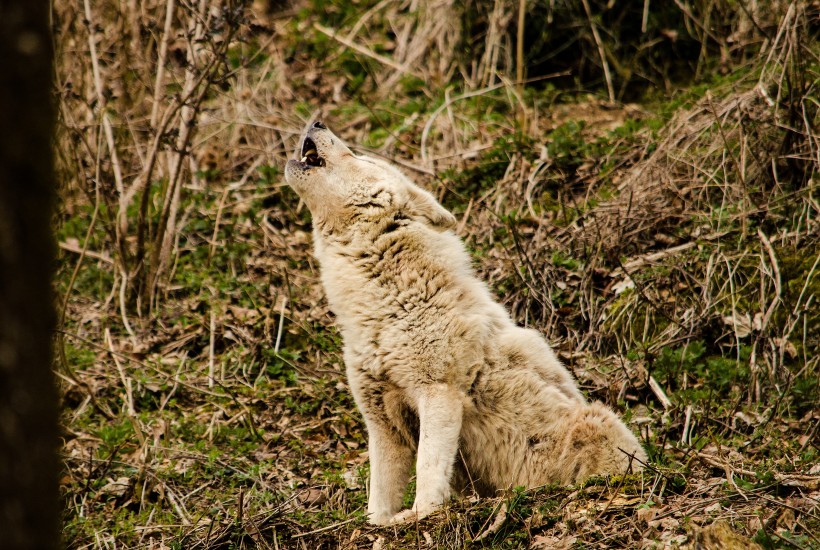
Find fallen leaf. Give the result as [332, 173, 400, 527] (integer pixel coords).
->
[98, 476, 131, 498]
[723, 312, 752, 338]
[298, 488, 327, 507]
[613, 278, 635, 294]
[648, 516, 679, 532]
[531, 535, 576, 549]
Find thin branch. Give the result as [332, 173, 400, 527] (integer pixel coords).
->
[581, 0, 615, 103]
[314, 22, 424, 79]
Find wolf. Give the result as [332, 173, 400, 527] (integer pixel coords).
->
[284, 121, 646, 525]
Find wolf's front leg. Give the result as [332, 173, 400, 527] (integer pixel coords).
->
[389, 384, 464, 524]
[366, 421, 414, 525]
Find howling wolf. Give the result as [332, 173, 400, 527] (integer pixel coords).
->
[284, 122, 646, 525]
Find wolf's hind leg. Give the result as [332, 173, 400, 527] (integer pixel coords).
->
[555, 403, 646, 484]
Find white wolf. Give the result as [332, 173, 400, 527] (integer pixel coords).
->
[284, 122, 646, 525]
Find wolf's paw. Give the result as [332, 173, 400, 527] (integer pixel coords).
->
[367, 511, 394, 526]
[387, 503, 440, 525]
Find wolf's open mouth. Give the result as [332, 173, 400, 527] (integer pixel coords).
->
[300, 137, 325, 168]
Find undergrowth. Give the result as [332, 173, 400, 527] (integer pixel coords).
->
[55, 1, 819, 548]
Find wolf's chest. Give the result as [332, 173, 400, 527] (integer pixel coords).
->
[345, 356, 421, 447]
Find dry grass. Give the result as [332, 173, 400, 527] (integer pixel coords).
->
[54, 1, 819, 548]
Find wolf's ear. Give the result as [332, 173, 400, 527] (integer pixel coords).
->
[404, 185, 456, 230]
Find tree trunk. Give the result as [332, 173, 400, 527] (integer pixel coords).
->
[0, 1, 60, 548]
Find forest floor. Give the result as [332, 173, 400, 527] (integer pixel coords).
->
[54, 1, 820, 548]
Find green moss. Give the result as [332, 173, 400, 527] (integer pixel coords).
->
[440, 133, 536, 210]
[651, 341, 752, 403]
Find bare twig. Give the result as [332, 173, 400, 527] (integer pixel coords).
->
[648, 375, 673, 410]
[314, 23, 423, 79]
[274, 297, 288, 355]
[82, 0, 126, 224]
[150, 0, 176, 129]
[516, 0, 527, 94]
[474, 501, 508, 542]
[58, 240, 112, 265]
[209, 297, 217, 388]
[291, 517, 359, 539]
[581, 0, 615, 103]
[105, 328, 135, 416]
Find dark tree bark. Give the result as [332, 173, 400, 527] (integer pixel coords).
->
[0, 1, 60, 548]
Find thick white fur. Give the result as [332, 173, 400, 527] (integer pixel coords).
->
[285, 125, 647, 525]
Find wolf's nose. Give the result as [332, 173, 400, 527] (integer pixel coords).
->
[312, 120, 326, 129]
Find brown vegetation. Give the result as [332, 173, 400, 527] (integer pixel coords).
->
[54, 1, 819, 548]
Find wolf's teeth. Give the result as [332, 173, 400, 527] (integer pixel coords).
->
[301, 155, 308, 162]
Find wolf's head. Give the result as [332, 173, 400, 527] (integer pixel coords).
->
[285, 122, 455, 235]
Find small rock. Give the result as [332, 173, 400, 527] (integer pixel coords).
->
[704, 502, 722, 514]
[636, 506, 656, 525]
[342, 469, 363, 489]
[648, 517, 679, 532]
